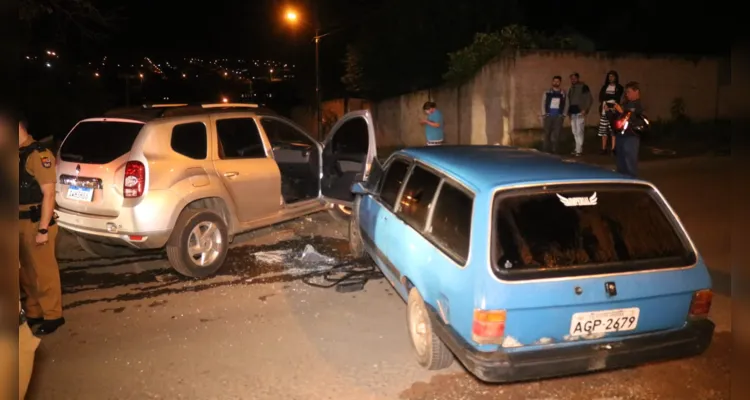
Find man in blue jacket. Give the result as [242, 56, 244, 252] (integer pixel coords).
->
[420, 101, 444, 146]
[540, 75, 566, 153]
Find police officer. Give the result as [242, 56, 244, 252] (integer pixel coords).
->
[612, 81, 647, 177]
[19, 119, 65, 335]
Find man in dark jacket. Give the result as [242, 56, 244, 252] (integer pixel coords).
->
[540, 75, 566, 153]
[598, 70, 625, 155]
[612, 81, 646, 177]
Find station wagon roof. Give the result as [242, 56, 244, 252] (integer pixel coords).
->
[398, 145, 637, 192]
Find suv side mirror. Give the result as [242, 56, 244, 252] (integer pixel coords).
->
[351, 181, 368, 195]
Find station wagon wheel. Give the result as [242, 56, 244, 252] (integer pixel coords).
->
[348, 196, 365, 258]
[328, 204, 352, 222]
[166, 209, 229, 279]
[407, 288, 454, 370]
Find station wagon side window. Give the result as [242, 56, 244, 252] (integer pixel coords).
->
[378, 159, 410, 210]
[426, 181, 473, 265]
[396, 165, 441, 231]
[171, 122, 207, 160]
[216, 118, 267, 159]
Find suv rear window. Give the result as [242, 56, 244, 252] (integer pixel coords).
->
[60, 121, 144, 164]
[492, 184, 696, 280]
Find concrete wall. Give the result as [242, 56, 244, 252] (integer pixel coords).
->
[291, 51, 727, 147]
[512, 51, 723, 131]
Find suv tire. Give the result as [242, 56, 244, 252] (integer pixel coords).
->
[407, 288, 454, 370]
[348, 196, 365, 258]
[76, 236, 140, 258]
[166, 209, 229, 279]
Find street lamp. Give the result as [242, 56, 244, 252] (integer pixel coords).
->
[285, 8, 323, 139]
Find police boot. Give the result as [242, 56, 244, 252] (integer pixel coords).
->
[34, 317, 65, 336]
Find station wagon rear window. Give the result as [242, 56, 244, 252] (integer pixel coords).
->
[60, 121, 144, 164]
[492, 183, 696, 280]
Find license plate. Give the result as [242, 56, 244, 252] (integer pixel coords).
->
[569, 307, 640, 336]
[66, 186, 94, 202]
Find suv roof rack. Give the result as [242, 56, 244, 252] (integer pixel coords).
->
[104, 103, 274, 121]
[201, 103, 259, 109]
[142, 103, 189, 109]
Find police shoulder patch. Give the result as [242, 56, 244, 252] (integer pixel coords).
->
[41, 156, 52, 168]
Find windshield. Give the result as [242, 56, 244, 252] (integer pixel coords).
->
[60, 121, 144, 164]
[492, 183, 695, 280]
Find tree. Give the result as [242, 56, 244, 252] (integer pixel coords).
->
[443, 25, 575, 83]
[20, 0, 118, 49]
[339, 0, 526, 99]
[341, 45, 368, 94]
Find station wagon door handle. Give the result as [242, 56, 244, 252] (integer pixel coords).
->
[223, 171, 239, 178]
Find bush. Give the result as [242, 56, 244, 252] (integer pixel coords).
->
[443, 25, 575, 83]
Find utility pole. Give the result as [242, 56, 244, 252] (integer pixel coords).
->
[315, 28, 322, 140]
[118, 73, 136, 106]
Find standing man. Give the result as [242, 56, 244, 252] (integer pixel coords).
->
[19, 119, 65, 335]
[598, 70, 624, 154]
[612, 81, 645, 177]
[540, 75, 566, 153]
[566, 72, 593, 156]
[420, 101, 444, 146]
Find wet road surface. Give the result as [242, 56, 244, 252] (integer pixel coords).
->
[28, 156, 731, 399]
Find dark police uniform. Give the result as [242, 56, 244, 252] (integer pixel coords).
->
[19, 137, 64, 331]
[614, 99, 645, 177]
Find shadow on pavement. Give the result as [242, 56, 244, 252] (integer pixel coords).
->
[399, 332, 731, 400]
[60, 236, 359, 310]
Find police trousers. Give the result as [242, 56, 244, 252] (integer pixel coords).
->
[19, 219, 63, 320]
[615, 134, 640, 177]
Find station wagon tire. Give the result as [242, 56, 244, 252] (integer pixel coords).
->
[407, 288, 454, 370]
[348, 196, 365, 258]
[76, 236, 140, 258]
[166, 209, 229, 279]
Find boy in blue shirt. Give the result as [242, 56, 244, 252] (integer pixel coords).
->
[420, 101, 444, 146]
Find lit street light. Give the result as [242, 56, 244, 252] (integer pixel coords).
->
[284, 7, 332, 139]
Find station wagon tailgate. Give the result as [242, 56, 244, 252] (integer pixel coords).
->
[484, 182, 709, 346]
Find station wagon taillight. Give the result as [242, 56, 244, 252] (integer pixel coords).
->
[472, 309, 506, 345]
[124, 161, 145, 198]
[688, 289, 713, 318]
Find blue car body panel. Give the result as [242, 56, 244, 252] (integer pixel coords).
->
[355, 145, 713, 379]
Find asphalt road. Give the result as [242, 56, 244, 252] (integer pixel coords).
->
[28, 156, 731, 400]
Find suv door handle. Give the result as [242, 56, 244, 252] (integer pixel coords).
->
[223, 171, 239, 178]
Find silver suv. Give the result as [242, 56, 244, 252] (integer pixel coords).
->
[55, 103, 377, 278]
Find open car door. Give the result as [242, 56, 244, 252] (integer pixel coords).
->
[320, 110, 377, 207]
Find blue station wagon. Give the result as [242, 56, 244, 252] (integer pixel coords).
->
[348, 145, 714, 383]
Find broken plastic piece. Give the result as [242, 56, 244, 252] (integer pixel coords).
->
[297, 244, 336, 264]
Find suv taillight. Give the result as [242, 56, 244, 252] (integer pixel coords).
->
[688, 289, 713, 318]
[472, 309, 506, 345]
[124, 161, 145, 198]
